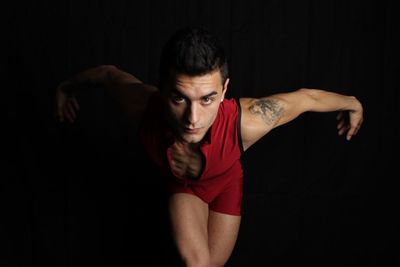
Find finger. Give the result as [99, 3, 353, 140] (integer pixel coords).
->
[71, 96, 80, 110]
[171, 148, 185, 162]
[57, 108, 64, 122]
[55, 94, 69, 122]
[338, 125, 346, 136]
[337, 119, 348, 135]
[171, 147, 184, 157]
[171, 142, 185, 155]
[64, 112, 74, 123]
[55, 99, 64, 122]
[336, 111, 344, 120]
[171, 156, 184, 164]
[63, 106, 74, 123]
[346, 126, 357, 141]
[337, 119, 345, 131]
[353, 122, 363, 136]
[170, 160, 184, 175]
[355, 118, 364, 134]
[67, 102, 76, 120]
[353, 127, 359, 136]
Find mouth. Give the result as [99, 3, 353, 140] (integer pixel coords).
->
[183, 127, 201, 134]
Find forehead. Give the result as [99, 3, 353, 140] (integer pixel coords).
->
[171, 70, 223, 91]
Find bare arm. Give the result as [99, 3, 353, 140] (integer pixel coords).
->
[239, 88, 364, 151]
[55, 65, 158, 123]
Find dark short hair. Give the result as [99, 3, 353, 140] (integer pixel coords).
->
[158, 27, 229, 90]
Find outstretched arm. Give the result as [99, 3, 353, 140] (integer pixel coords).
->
[55, 65, 158, 123]
[239, 88, 364, 151]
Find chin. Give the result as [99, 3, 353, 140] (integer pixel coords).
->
[182, 136, 201, 144]
[181, 133, 204, 144]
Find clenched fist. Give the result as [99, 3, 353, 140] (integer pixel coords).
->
[170, 141, 204, 180]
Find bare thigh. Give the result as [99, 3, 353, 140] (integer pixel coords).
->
[169, 193, 241, 266]
[208, 210, 241, 266]
[168, 193, 210, 264]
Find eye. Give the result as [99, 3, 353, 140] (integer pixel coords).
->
[171, 95, 185, 104]
[201, 97, 214, 105]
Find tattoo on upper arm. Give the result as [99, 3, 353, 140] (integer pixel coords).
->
[248, 99, 283, 125]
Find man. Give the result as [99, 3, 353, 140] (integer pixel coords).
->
[55, 27, 363, 267]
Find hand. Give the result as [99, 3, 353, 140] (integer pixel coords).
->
[336, 103, 364, 140]
[55, 81, 80, 123]
[170, 142, 203, 180]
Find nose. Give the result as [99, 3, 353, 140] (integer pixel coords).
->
[185, 102, 200, 125]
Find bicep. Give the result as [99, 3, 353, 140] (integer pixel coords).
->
[239, 90, 310, 151]
[239, 97, 282, 151]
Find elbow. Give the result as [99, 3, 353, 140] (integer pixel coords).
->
[96, 65, 119, 82]
[298, 87, 327, 102]
[96, 64, 117, 72]
[296, 88, 318, 101]
[296, 88, 322, 112]
[298, 88, 321, 98]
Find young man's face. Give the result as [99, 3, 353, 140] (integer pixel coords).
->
[165, 70, 229, 144]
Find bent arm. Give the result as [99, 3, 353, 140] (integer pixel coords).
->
[239, 88, 364, 151]
[56, 65, 158, 123]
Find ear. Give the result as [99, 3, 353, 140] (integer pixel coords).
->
[221, 78, 230, 101]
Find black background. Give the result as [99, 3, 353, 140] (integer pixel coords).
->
[3, 0, 399, 266]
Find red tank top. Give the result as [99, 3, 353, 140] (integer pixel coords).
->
[139, 93, 244, 187]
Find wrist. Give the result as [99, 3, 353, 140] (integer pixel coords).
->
[348, 96, 363, 112]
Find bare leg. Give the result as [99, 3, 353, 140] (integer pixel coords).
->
[169, 193, 210, 267]
[169, 193, 241, 267]
[208, 211, 241, 267]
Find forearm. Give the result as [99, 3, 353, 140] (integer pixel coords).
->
[60, 65, 142, 93]
[252, 88, 363, 130]
[56, 65, 158, 123]
[299, 88, 362, 113]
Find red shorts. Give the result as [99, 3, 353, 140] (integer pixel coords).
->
[167, 160, 243, 216]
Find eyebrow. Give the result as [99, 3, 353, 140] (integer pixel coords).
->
[201, 92, 218, 99]
[170, 88, 218, 100]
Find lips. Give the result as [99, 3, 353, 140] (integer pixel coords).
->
[184, 127, 200, 134]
